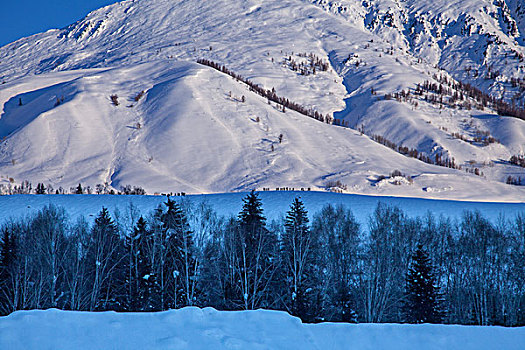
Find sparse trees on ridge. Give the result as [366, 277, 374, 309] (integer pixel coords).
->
[197, 59, 333, 124]
[0, 181, 148, 195]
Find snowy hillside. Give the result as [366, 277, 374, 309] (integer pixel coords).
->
[1, 0, 525, 200]
[1, 192, 525, 227]
[1, 308, 524, 350]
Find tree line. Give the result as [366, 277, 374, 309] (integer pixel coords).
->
[0, 181, 148, 196]
[1, 192, 524, 326]
[196, 59, 333, 124]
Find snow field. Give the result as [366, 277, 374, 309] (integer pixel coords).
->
[1, 192, 524, 227]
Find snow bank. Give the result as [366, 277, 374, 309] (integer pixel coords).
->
[0, 307, 523, 350]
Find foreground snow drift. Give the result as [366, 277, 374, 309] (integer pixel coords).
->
[0, 308, 523, 350]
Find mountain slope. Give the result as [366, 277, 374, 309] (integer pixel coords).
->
[0, 0, 524, 200]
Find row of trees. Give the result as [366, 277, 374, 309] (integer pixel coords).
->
[196, 59, 333, 124]
[1, 192, 524, 326]
[366, 132, 461, 171]
[0, 181, 147, 195]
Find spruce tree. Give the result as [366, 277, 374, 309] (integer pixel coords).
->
[236, 190, 277, 309]
[161, 197, 197, 308]
[126, 216, 153, 311]
[281, 197, 317, 321]
[403, 244, 442, 323]
[238, 190, 266, 241]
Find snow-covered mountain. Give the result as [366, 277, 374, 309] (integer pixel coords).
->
[1, 0, 525, 200]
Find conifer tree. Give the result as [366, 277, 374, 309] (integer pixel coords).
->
[404, 244, 442, 323]
[281, 197, 317, 321]
[238, 191, 266, 234]
[148, 206, 168, 310]
[76, 183, 83, 194]
[126, 216, 158, 311]
[161, 197, 198, 308]
[236, 190, 277, 309]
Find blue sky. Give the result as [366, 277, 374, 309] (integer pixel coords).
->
[0, 0, 119, 47]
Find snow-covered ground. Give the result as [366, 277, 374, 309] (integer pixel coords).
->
[0, 0, 524, 200]
[1, 192, 524, 227]
[1, 307, 523, 350]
